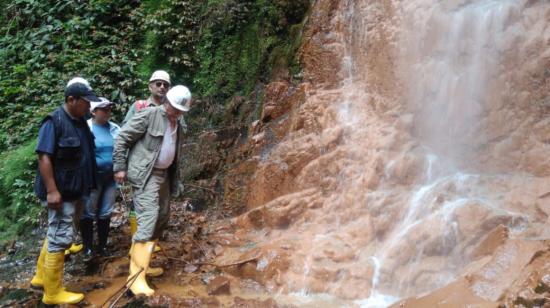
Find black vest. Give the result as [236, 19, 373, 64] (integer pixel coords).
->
[34, 107, 96, 201]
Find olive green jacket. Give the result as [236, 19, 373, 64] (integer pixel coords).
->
[113, 105, 186, 196]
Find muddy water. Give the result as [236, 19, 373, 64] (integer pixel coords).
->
[85, 259, 354, 307]
[219, 0, 550, 306]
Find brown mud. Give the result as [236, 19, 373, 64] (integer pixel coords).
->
[0, 200, 356, 307]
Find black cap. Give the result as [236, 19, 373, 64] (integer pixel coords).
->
[64, 82, 100, 102]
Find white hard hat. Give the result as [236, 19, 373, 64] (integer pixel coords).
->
[149, 70, 171, 84]
[66, 77, 91, 88]
[166, 85, 191, 112]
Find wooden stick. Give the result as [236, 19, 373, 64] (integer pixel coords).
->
[101, 267, 143, 308]
[185, 183, 218, 194]
[162, 255, 258, 268]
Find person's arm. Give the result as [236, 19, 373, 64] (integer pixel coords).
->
[35, 119, 62, 208]
[113, 108, 151, 183]
[38, 153, 62, 209]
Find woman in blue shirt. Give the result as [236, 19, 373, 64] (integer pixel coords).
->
[81, 97, 120, 259]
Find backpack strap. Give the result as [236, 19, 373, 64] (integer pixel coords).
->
[135, 100, 148, 112]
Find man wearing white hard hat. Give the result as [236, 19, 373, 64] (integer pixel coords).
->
[122, 70, 171, 126]
[122, 70, 173, 241]
[113, 85, 191, 296]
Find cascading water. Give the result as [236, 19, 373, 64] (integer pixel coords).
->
[220, 0, 550, 306]
[350, 1, 544, 305]
[336, 1, 524, 304]
[401, 0, 521, 166]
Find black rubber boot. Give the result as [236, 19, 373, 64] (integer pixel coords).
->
[96, 217, 111, 257]
[80, 218, 95, 262]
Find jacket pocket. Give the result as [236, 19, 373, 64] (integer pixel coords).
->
[55, 168, 83, 199]
[144, 130, 163, 151]
[127, 157, 149, 187]
[56, 137, 82, 169]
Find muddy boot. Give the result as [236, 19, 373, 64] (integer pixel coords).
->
[127, 241, 155, 296]
[80, 218, 95, 262]
[96, 217, 111, 257]
[42, 251, 84, 305]
[30, 239, 48, 289]
[128, 242, 163, 277]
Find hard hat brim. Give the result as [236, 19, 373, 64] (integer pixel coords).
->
[169, 100, 190, 112]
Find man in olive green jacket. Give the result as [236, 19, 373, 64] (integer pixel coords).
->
[113, 85, 191, 296]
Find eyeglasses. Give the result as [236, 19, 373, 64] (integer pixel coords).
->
[155, 81, 170, 88]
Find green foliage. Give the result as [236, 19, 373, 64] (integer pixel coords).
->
[0, 0, 149, 239]
[193, 0, 308, 101]
[0, 0, 310, 239]
[144, 0, 309, 115]
[0, 0, 148, 151]
[141, 0, 201, 84]
[0, 140, 40, 243]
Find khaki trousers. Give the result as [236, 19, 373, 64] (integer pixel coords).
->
[132, 168, 170, 242]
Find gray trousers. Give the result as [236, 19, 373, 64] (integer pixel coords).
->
[44, 200, 81, 252]
[133, 168, 170, 242]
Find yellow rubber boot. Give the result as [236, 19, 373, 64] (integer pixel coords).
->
[128, 243, 164, 277]
[42, 251, 84, 305]
[30, 240, 48, 288]
[64, 243, 83, 256]
[127, 241, 155, 296]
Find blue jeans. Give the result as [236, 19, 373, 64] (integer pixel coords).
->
[82, 171, 116, 220]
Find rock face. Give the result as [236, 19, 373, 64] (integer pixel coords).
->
[216, 0, 550, 304]
[207, 276, 231, 296]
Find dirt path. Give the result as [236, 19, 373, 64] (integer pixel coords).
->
[0, 201, 314, 307]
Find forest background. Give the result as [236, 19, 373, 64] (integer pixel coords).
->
[0, 0, 309, 245]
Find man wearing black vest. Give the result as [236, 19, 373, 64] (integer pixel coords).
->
[30, 77, 100, 305]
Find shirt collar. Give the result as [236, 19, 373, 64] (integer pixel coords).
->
[147, 96, 160, 107]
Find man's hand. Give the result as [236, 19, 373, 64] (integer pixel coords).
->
[46, 190, 62, 210]
[38, 153, 62, 209]
[114, 171, 127, 184]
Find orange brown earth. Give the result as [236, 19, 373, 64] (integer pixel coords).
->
[215, 0, 550, 306]
[0, 0, 549, 307]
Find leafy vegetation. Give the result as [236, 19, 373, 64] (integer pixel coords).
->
[0, 0, 310, 242]
[0, 140, 39, 243]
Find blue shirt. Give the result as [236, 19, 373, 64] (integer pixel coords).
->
[91, 122, 114, 171]
[36, 116, 95, 198]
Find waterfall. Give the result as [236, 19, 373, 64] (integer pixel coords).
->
[223, 0, 549, 306]
[401, 0, 522, 166]
[337, 0, 526, 305]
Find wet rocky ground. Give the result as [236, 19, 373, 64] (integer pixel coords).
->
[0, 200, 298, 308]
[3, 198, 549, 308]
